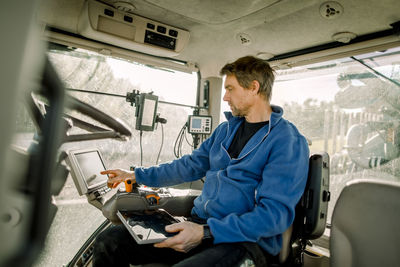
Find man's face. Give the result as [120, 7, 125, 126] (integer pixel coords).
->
[223, 75, 254, 117]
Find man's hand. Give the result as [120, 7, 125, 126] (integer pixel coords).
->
[154, 221, 204, 253]
[101, 169, 135, 188]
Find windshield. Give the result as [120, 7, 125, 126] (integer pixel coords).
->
[272, 47, 400, 223]
[13, 45, 199, 267]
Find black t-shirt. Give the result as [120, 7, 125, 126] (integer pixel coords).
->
[228, 120, 269, 159]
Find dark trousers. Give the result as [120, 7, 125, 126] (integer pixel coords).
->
[92, 224, 272, 267]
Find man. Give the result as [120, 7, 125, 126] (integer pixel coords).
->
[92, 56, 309, 266]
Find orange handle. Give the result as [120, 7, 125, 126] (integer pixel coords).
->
[145, 193, 160, 205]
[124, 179, 133, 193]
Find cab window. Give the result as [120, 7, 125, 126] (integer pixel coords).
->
[220, 46, 400, 223]
[272, 47, 400, 223]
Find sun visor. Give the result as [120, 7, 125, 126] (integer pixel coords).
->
[78, 0, 190, 57]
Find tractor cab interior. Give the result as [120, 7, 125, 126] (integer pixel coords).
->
[1, 1, 400, 267]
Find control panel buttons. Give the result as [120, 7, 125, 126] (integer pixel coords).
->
[157, 25, 166, 34]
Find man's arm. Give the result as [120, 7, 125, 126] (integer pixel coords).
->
[100, 123, 223, 188]
[135, 123, 224, 187]
[101, 168, 135, 188]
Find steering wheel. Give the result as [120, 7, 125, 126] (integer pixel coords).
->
[28, 92, 132, 142]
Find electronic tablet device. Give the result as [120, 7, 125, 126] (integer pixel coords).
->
[66, 148, 110, 196]
[117, 209, 179, 244]
[135, 93, 158, 132]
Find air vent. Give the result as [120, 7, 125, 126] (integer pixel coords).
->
[319, 1, 344, 20]
[236, 33, 252, 46]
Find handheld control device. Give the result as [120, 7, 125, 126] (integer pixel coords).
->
[117, 209, 179, 244]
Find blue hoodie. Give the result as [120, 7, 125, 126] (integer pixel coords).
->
[135, 105, 309, 255]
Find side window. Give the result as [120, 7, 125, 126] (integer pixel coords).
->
[219, 47, 400, 224]
[272, 47, 400, 223]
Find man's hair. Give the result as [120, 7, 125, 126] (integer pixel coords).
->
[220, 56, 275, 101]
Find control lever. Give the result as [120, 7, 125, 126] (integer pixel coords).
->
[124, 179, 159, 204]
[124, 178, 138, 193]
[145, 193, 161, 205]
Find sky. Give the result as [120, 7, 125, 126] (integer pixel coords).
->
[107, 58, 198, 106]
[219, 72, 342, 120]
[272, 73, 340, 106]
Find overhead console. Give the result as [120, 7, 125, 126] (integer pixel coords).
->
[78, 0, 190, 57]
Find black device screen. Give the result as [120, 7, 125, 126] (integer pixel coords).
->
[75, 150, 107, 188]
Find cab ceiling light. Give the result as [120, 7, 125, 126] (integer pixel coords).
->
[114, 1, 136, 12]
[236, 33, 252, 46]
[256, 52, 274, 60]
[99, 48, 112, 55]
[276, 63, 292, 70]
[320, 1, 344, 19]
[332, 32, 357, 43]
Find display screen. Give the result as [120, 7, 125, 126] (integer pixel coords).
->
[192, 118, 201, 129]
[142, 98, 157, 127]
[75, 151, 107, 188]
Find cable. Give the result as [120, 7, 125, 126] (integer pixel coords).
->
[174, 123, 187, 158]
[178, 130, 185, 156]
[155, 123, 164, 165]
[173, 127, 180, 158]
[139, 130, 143, 166]
[184, 131, 194, 147]
[200, 134, 205, 144]
[177, 128, 184, 158]
[173, 123, 211, 158]
[173, 121, 209, 186]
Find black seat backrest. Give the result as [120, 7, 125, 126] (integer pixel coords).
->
[293, 152, 330, 241]
[278, 152, 330, 265]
